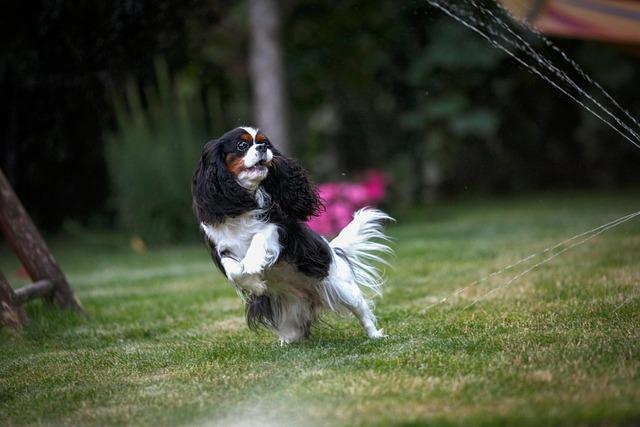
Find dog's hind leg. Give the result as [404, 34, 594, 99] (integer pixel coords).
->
[323, 256, 385, 339]
[274, 294, 314, 344]
[341, 283, 384, 339]
[325, 208, 392, 339]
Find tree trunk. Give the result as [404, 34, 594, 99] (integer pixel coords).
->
[248, 0, 290, 153]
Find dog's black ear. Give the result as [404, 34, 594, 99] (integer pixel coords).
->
[262, 148, 323, 222]
[192, 139, 256, 224]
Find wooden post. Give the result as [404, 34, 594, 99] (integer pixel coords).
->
[14, 280, 55, 305]
[0, 168, 83, 313]
[0, 272, 28, 329]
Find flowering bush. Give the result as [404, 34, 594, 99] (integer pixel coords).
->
[307, 170, 387, 236]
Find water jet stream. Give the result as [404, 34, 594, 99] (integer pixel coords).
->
[421, 0, 640, 310]
[426, 0, 640, 150]
[422, 209, 640, 312]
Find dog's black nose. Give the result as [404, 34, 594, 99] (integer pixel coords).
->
[256, 144, 267, 153]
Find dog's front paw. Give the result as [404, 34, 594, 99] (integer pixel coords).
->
[221, 257, 243, 281]
[242, 257, 264, 276]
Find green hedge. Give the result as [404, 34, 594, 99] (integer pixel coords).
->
[105, 59, 207, 244]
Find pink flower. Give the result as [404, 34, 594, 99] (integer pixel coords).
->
[307, 213, 333, 235]
[318, 183, 341, 202]
[363, 170, 386, 202]
[307, 169, 388, 237]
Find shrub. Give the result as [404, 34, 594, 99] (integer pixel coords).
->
[105, 59, 206, 244]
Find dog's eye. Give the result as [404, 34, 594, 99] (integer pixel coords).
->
[237, 141, 249, 151]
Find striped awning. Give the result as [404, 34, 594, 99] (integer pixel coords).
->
[499, 0, 640, 44]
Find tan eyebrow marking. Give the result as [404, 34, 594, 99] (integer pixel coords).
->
[240, 133, 252, 142]
[255, 133, 266, 142]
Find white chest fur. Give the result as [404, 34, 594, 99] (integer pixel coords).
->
[200, 211, 280, 263]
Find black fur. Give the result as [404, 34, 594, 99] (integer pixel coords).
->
[260, 152, 331, 279]
[204, 237, 226, 277]
[262, 147, 324, 222]
[246, 293, 280, 330]
[192, 127, 333, 330]
[246, 293, 313, 338]
[271, 213, 332, 279]
[192, 129, 258, 224]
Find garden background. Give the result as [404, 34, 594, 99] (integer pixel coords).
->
[1, 1, 639, 426]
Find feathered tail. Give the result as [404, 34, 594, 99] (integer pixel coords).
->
[329, 208, 394, 296]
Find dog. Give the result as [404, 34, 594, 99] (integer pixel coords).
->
[192, 126, 393, 343]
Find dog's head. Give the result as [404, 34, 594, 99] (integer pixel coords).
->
[218, 127, 274, 190]
[192, 126, 323, 225]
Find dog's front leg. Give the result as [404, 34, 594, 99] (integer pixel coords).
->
[220, 256, 267, 295]
[241, 224, 280, 277]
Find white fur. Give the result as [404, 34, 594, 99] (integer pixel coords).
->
[235, 126, 273, 190]
[329, 208, 394, 297]
[242, 145, 272, 168]
[205, 207, 393, 342]
[265, 208, 393, 341]
[237, 166, 268, 190]
[321, 208, 393, 338]
[201, 211, 280, 295]
[240, 126, 258, 139]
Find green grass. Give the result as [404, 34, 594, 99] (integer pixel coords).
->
[1, 192, 639, 426]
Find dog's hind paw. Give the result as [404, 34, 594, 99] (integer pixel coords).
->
[368, 328, 387, 339]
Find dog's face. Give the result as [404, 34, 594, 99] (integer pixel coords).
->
[219, 127, 274, 189]
[192, 126, 322, 225]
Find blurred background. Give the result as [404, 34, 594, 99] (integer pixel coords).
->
[1, 0, 639, 244]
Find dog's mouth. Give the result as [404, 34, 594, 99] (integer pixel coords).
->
[249, 159, 271, 169]
[245, 159, 271, 173]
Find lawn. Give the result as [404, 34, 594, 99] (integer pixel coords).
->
[1, 192, 639, 426]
